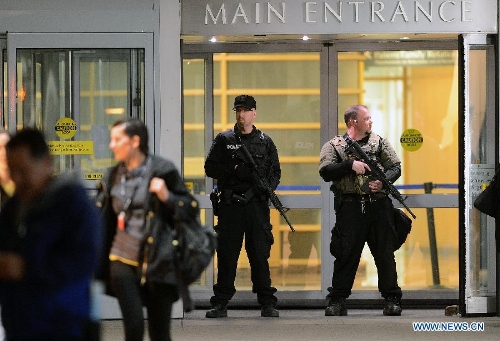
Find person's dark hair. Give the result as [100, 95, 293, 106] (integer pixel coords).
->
[344, 104, 368, 125]
[112, 118, 149, 155]
[6, 128, 49, 160]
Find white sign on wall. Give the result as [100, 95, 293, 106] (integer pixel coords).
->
[181, 0, 497, 36]
[470, 164, 496, 197]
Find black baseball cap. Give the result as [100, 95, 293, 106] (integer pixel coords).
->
[233, 95, 256, 110]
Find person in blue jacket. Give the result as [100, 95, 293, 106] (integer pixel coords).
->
[0, 128, 102, 341]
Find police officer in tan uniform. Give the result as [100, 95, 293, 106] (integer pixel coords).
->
[319, 104, 403, 316]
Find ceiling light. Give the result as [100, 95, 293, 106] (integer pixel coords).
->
[209, 37, 217, 43]
[302, 35, 310, 41]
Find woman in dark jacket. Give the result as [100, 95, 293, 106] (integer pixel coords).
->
[96, 118, 197, 341]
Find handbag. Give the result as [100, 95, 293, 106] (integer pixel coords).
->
[474, 168, 500, 218]
[174, 216, 216, 287]
[174, 213, 217, 312]
[392, 208, 412, 251]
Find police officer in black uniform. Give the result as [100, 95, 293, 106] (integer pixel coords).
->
[319, 104, 403, 317]
[205, 95, 281, 318]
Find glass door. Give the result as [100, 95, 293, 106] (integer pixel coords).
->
[11, 49, 145, 182]
[184, 40, 466, 306]
[460, 34, 497, 316]
[71, 49, 145, 184]
[5, 33, 153, 188]
[330, 41, 459, 303]
[183, 44, 327, 304]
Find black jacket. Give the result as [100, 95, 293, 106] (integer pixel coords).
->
[96, 155, 198, 291]
[205, 124, 281, 193]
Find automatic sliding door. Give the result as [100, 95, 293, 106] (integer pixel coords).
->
[212, 52, 323, 291]
[332, 42, 459, 301]
[72, 50, 145, 182]
[185, 41, 462, 305]
[5, 33, 153, 186]
[183, 48, 325, 298]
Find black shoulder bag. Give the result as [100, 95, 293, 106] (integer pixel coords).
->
[173, 201, 217, 312]
[392, 208, 412, 251]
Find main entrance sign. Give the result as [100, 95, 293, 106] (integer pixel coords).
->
[181, 0, 497, 36]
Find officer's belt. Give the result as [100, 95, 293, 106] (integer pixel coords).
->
[342, 193, 387, 202]
[220, 189, 267, 205]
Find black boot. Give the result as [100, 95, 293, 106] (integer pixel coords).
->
[261, 303, 279, 317]
[325, 297, 347, 316]
[205, 303, 228, 318]
[383, 296, 402, 316]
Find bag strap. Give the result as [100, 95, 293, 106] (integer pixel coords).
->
[173, 220, 194, 312]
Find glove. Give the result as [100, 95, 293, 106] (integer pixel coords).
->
[235, 164, 254, 181]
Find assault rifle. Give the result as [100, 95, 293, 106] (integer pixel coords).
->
[237, 144, 295, 232]
[344, 135, 416, 219]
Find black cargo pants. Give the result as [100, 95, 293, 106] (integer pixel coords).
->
[327, 196, 402, 300]
[210, 199, 278, 307]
